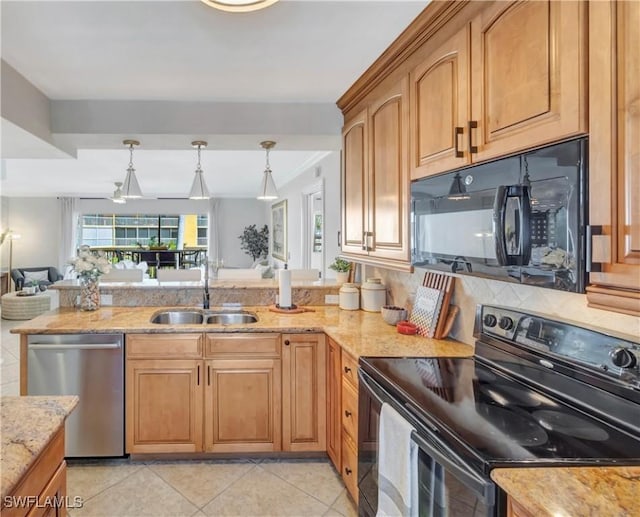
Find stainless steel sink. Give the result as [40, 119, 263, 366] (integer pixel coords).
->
[205, 311, 258, 325]
[149, 309, 258, 325]
[150, 310, 204, 324]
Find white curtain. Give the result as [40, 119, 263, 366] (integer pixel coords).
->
[207, 198, 220, 264]
[58, 197, 79, 273]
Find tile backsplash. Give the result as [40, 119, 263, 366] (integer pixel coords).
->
[367, 266, 640, 345]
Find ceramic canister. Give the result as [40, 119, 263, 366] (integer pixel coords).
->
[360, 278, 386, 312]
[339, 283, 360, 310]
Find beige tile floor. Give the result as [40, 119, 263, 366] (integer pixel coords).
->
[66, 459, 358, 517]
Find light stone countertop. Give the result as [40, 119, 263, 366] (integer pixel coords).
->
[1, 396, 78, 499]
[491, 466, 640, 517]
[10, 305, 474, 359]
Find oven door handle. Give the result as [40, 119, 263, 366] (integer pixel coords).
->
[410, 431, 495, 506]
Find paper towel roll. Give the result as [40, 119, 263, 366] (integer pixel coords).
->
[279, 268, 292, 308]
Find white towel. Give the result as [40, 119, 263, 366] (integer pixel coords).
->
[377, 403, 418, 517]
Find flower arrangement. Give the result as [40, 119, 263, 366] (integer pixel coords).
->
[70, 245, 112, 280]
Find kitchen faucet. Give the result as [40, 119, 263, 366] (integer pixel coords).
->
[203, 255, 210, 309]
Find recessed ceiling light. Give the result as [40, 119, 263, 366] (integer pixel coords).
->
[200, 0, 279, 13]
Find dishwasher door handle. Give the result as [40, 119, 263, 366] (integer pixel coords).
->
[28, 343, 122, 350]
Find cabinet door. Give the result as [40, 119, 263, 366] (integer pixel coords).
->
[282, 334, 327, 452]
[326, 338, 342, 470]
[410, 24, 471, 179]
[126, 359, 203, 453]
[470, 0, 586, 162]
[587, 0, 640, 314]
[205, 358, 281, 452]
[342, 108, 369, 256]
[368, 75, 411, 263]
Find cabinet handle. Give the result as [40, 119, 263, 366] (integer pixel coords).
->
[362, 231, 367, 251]
[468, 120, 478, 154]
[454, 126, 464, 158]
[345, 410, 352, 418]
[284, 339, 290, 346]
[344, 366, 352, 374]
[197, 365, 200, 386]
[345, 467, 352, 476]
[207, 365, 211, 386]
[338, 230, 341, 248]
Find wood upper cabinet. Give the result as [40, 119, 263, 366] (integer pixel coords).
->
[126, 333, 204, 453]
[341, 76, 411, 269]
[409, 0, 587, 180]
[282, 333, 327, 452]
[587, 0, 640, 315]
[410, 24, 471, 178]
[342, 108, 368, 256]
[469, 0, 586, 163]
[205, 358, 281, 452]
[326, 337, 342, 470]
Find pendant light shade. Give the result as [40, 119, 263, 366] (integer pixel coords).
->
[111, 182, 126, 204]
[447, 173, 470, 201]
[121, 139, 143, 198]
[189, 141, 211, 199]
[200, 0, 279, 13]
[257, 140, 278, 200]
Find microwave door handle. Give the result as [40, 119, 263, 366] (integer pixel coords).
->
[493, 185, 532, 266]
[520, 185, 532, 266]
[410, 431, 495, 507]
[493, 186, 510, 266]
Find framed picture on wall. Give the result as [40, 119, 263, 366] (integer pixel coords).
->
[271, 199, 288, 261]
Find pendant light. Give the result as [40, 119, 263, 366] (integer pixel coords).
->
[200, 0, 279, 13]
[257, 140, 278, 200]
[121, 139, 143, 198]
[447, 173, 470, 201]
[189, 141, 211, 199]
[111, 182, 126, 204]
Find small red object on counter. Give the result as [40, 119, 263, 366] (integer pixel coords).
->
[396, 320, 418, 335]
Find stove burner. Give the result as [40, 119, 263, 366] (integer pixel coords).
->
[532, 410, 610, 442]
[478, 404, 548, 447]
[481, 383, 549, 408]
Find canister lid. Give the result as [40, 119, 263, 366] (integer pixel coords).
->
[339, 282, 359, 292]
[362, 278, 385, 290]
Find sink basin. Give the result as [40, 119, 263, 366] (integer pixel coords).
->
[205, 311, 258, 325]
[150, 310, 204, 324]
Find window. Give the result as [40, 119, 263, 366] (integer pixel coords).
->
[79, 214, 207, 250]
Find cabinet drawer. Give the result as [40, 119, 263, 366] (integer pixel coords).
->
[127, 334, 203, 359]
[206, 333, 280, 358]
[341, 351, 359, 388]
[341, 380, 358, 442]
[341, 434, 359, 504]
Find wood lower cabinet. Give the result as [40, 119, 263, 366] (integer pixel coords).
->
[3, 428, 67, 517]
[326, 337, 342, 470]
[341, 350, 359, 503]
[205, 358, 281, 452]
[282, 333, 326, 452]
[126, 333, 204, 453]
[587, 0, 640, 315]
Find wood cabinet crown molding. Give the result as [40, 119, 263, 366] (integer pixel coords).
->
[336, 0, 468, 113]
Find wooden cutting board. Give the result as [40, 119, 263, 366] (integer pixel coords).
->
[422, 271, 456, 339]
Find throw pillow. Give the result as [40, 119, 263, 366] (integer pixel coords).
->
[23, 270, 49, 282]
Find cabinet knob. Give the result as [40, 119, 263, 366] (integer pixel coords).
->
[344, 410, 352, 418]
[345, 467, 352, 476]
[344, 366, 351, 374]
[284, 339, 290, 346]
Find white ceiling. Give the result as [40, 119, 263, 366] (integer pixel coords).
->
[0, 0, 428, 197]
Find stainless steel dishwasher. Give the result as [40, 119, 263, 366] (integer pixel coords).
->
[27, 333, 125, 457]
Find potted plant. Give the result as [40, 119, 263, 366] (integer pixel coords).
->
[329, 257, 351, 284]
[239, 224, 269, 261]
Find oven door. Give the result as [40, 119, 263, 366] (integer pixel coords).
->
[358, 369, 498, 517]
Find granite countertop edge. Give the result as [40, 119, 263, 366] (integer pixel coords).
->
[1, 396, 78, 500]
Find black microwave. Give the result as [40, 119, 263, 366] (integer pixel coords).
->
[411, 138, 588, 293]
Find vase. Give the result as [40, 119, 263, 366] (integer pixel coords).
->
[80, 276, 100, 311]
[335, 271, 350, 285]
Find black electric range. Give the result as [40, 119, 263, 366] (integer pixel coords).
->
[357, 305, 640, 516]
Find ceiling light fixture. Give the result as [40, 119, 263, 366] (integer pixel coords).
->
[257, 140, 278, 201]
[111, 182, 126, 204]
[447, 173, 470, 201]
[189, 141, 211, 200]
[121, 139, 143, 199]
[200, 0, 279, 13]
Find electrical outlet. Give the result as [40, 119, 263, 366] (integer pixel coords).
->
[325, 294, 339, 305]
[100, 294, 113, 306]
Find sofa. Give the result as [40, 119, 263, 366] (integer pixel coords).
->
[11, 266, 63, 291]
